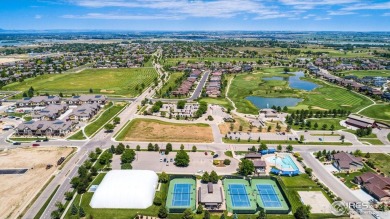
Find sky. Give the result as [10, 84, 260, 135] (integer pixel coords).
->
[0, 0, 390, 31]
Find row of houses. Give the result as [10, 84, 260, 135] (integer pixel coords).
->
[14, 95, 107, 137]
[308, 65, 389, 101]
[153, 103, 200, 118]
[171, 69, 202, 96]
[313, 57, 390, 71]
[16, 95, 107, 107]
[206, 71, 222, 97]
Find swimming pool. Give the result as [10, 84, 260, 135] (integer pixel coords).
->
[266, 155, 299, 172]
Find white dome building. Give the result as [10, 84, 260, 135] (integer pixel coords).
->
[90, 170, 158, 209]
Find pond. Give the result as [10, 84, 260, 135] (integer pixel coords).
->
[246, 96, 302, 109]
[263, 72, 318, 91]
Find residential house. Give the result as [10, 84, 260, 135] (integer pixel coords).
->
[354, 172, 390, 203]
[332, 151, 364, 172]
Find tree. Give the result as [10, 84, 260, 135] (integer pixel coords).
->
[159, 172, 169, 183]
[202, 171, 210, 183]
[136, 145, 141, 151]
[121, 149, 136, 163]
[209, 170, 219, 183]
[257, 209, 266, 219]
[204, 210, 210, 219]
[175, 150, 190, 167]
[99, 152, 112, 165]
[95, 147, 102, 154]
[55, 201, 65, 213]
[88, 152, 97, 161]
[148, 143, 154, 151]
[286, 145, 294, 152]
[365, 152, 371, 158]
[277, 144, 282, 151]
[294, 205, 311, 219]
[158, 205, 168, 218]
[113, 117, 120, 124]
[182, 208, 194, 219]
[330, 124, 335, 131]
[154, 143, 160, 151]
[196, 204, 204, 214]
[89, 88, 93, 93]
[220, 214, 225, 219]
[166, 143, 173, 154]
[104, 123, 114, 132]
[223, 159, 231, 165]
[153, 196, 162, 205]
[267, 125, 272, 132]
[110, 145, 116, 154]
[116, 143, 125, 155]
[65, 191, 73, 201]
[79, 206, 86, 217]
[180, 144, 185, 150]
[259, 143, 268, 151]
[51, 210, 61, 219]
[314, 122, 318, 129]
[71, 204, 78, 215]
[177, 100, 187, 109]
[192, 145, 197, 152]
[299, 135, 304, 143]
[239, 159, 254, 176]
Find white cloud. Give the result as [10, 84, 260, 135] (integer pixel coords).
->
[328, 10, 356, 16]
[35, 15, 42, 19]
[342, 2, 390, 11]
[61, 13, 181, 20]
[383, 12, 390, 16]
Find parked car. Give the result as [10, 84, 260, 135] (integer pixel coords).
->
[204, 152, 208, 155]
[36, 140, 41, 142]
[43, 138, 49, 142]
[163, 158, 167, 162]
[32, 144, 40, 147]
[213, 154, 219, 159]
[13, 142, 21, 145]
[159, 158, 163, 162]
[170, 158, 173, 162]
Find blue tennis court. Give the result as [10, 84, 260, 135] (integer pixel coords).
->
[229, 184, 250, 207]
[172, 183, 191, 207]
[256, 184, 282, 207]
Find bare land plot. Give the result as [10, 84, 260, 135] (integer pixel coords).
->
[0, 147, 73, 218]
[117, 118, 213, 142]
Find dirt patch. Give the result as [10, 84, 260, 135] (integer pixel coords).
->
[219, 114, 287, 134]
[311, 106, 327, 111]
[325, 98, 333, 101]
[123, 119, 214, 142]
[0, 58, 23, 64]
[0, 147, 73, 218]
[243, 75, 255, 81]
[100, 89, 115, 93]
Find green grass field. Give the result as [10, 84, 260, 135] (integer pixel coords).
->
[157, 72, 184, 98]
[366, 153, 390, 175]
[296, 81, 371, 112]
[359, 104, 390, 121]
[84, 103, 126, 137]
[340, 70, 390, 78]
[67, 130, 86, 140]
[2, 68, 158, 97]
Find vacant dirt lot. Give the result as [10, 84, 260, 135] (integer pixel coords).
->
[121, 119, 214, 142]
[0, 147, 73, 218]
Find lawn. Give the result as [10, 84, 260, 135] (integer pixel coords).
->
[67, 130, 86, 140]
[359, 104, 390, 121]
[84, 103, 126, 137]
[280, 174, 318, 188]
[291, 118, 344, 131]
[296, 80, 371, 112]
[366, 153, 390, 175]
[359, 138, 384, 145]
[157, 72, 185, 98]
[116, 118, 214, 142]
[198, 97, 232, 109]
[2, 68, 158, 97]
[340, 70, 390, 78]
[334, 171, 365, 188]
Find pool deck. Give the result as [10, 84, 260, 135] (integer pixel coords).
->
[263, 153, 305, 173]
[166, 178, 196, 213]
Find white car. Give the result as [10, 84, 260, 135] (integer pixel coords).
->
[197, 170, 204, 173]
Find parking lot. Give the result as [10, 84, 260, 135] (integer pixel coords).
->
[131, 151, 238, 175]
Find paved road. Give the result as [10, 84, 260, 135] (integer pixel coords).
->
[187, 70, 210, 101]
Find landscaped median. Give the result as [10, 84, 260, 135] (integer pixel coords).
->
[222, 138, 352, 145]
[115, 118, 214, 143]
[84, 102, 127, 137]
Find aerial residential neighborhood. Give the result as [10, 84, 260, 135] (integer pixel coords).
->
[1, 1, 390, 219]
